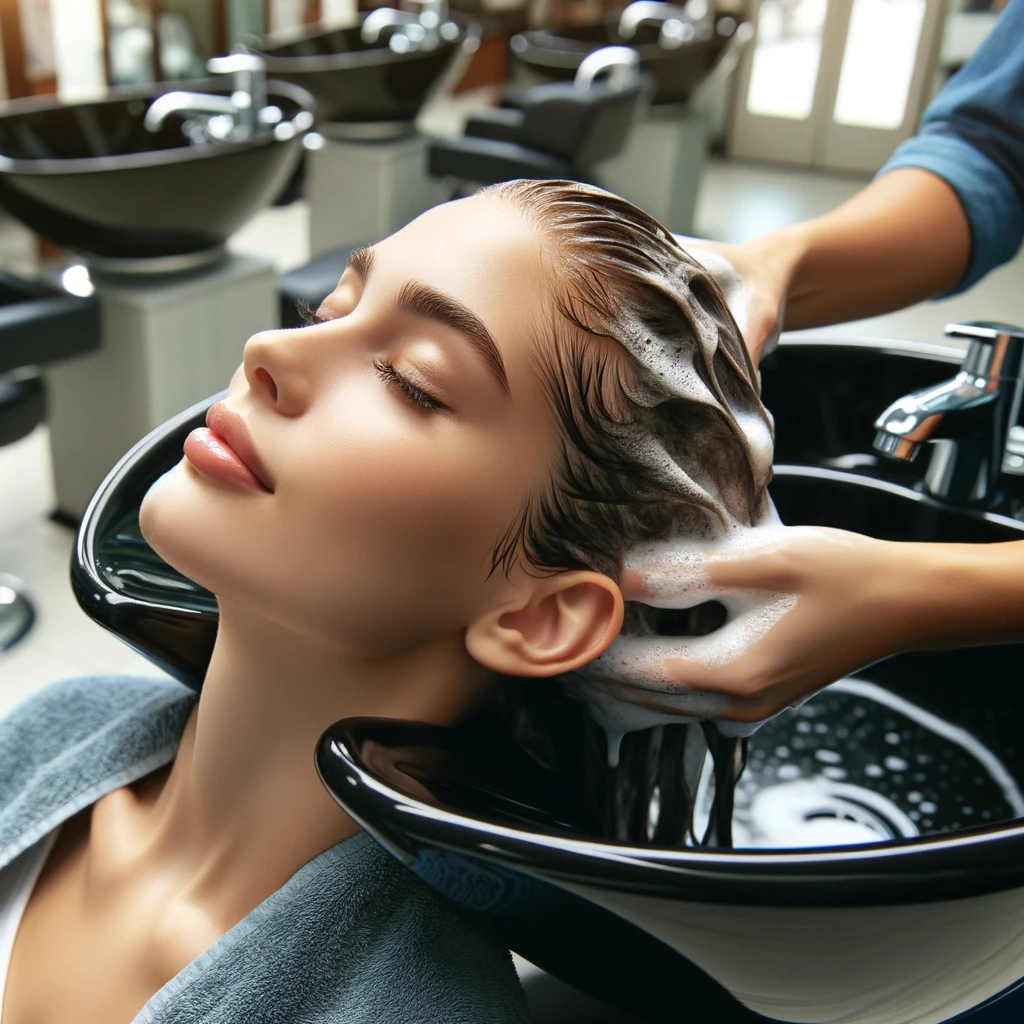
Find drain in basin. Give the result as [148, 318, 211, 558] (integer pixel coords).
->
[693, 678, 1024, 848]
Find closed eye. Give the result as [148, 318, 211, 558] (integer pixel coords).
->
[374, 358, 447, 412]
[295, 300, 331, 327]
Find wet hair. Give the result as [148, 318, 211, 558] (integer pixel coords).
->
[475, 180, 775, 845]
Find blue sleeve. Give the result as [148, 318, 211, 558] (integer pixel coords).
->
[878, 0, 1024, 293]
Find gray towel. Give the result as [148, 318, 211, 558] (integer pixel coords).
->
[0, 675, 529, 1023]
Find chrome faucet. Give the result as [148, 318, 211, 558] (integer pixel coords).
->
[144, 53, 273, 142]
[361, 0, 457, 51]
[873, 322, 1024, 505]
[618, 0, 714, 48]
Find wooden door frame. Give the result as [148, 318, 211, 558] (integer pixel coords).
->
[264, 0, 321, 33]
[0, 0, 60, 97]
[728, 0, 947, 173]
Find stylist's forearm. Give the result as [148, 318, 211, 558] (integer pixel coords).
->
[901, 539, 1024, 650]
[748, 169, 972, 331]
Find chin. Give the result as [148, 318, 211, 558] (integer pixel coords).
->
[139, 459, 249, 599]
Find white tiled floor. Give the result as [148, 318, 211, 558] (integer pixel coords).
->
[2, 155, 1024, 713]
[0, 427, 159, 719]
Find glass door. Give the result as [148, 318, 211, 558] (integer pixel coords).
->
[729, 0, 946, 173]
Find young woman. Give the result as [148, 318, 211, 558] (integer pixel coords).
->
[0, 179, 772, 1023]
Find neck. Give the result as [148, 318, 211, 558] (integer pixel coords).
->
[128, 599, 492, 923]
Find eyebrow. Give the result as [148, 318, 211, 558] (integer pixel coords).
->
[346, 246, 510, 399]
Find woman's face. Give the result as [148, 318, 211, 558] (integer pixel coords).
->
[141, 194, 560, 655]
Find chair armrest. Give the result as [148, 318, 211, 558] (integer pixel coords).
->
[428, 136, 571, 186]
[464, 107, 526, 144]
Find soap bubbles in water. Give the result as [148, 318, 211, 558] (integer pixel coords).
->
[695, 678, 1024, 849]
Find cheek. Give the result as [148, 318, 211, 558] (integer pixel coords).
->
[281, 434, 519, 598]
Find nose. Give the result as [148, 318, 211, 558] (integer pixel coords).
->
[242, 325, 325, 416]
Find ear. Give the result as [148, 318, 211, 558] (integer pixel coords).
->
[465, 570, 624, 678]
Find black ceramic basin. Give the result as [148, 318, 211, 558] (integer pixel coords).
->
[248, 14, 480, 128]
[509, 15, 743, 106]
[71, 336, 1024, 1023]
[0, 79, 313, 262]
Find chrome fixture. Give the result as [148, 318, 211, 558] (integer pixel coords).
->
[618, 0, 714, 49]
[144, 53, 284, 143]
[361, 0, 460, 53]
[873, 322, 1024, 505]
[574, 45, 641, 91]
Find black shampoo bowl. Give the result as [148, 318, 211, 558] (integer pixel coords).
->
[247, 14, 479, 132]
[71, 336, 1024, 1023]
[510, 15, 744, 107]
[0, 79, 313, 263]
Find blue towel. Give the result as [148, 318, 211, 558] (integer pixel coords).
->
[0, 675, 529, 1023]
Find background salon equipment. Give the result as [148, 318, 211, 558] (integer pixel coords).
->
[65, 329, 1024, 1024]
[0, 58, 313, 519]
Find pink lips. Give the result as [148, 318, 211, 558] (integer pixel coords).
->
[183, 403, 274, 494]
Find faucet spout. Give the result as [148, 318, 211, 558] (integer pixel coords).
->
[619, 1, 681, 37]
[618, 0, 714, 46]
[873, 322, 1024, 505]
[144, 52, 270, 142]
[144, 91, 238, 133]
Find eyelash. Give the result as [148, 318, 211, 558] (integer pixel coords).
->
[296, 299, 445, 412]
[373, 358, 445, 411]
[296, 300, 330, 327]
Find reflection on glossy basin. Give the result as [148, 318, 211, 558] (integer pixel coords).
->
[510, 15, 743, 105]
[72, 337, 1024, 1023]
[0, 79, 313, 262]
[248, 14, 479, 128]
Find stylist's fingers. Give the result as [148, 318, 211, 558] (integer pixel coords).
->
[673, 236, 785, 366]
[622, 529, 814, 604]
[620, 545, 720, 603]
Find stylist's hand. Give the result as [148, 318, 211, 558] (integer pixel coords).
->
[616, 527, 932, 723]
[674, 236, 792, 366]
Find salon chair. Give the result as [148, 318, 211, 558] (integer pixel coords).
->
[428, 46, 649, 190]
[0, 271, 100, 652]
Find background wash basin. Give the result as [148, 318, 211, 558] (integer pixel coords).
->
[248, 14, 480, 130]
[0, 79, 313, 263]
[510, 15, 744, 106]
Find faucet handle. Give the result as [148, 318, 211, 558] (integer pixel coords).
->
[207, 53, 266, 76]
[946, 321, 1024, 383]
[206, 53, 267, 129]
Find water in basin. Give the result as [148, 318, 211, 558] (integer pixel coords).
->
[695, 678, 1024, 849]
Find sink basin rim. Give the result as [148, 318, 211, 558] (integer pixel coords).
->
[775, 330, 966, 365]
[0, 79, 316, 176]
[320, 712, 1024, 909]
[249, 12, 480, 75]
[769, 462, 1024, 534]
[512, 18, 743, 69]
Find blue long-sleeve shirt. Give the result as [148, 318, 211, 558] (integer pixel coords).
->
[879, 0, 1024, 293]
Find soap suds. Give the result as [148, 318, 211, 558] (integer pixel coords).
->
[568, 517, 802, 764]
